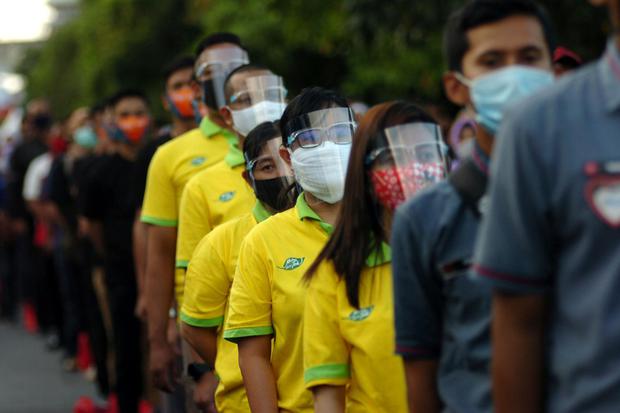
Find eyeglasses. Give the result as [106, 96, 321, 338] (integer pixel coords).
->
[287, 122, 357, 148]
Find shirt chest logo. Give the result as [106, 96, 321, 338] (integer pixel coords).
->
[190, 156, 206, 166]
[218, 191, 236, 202]
[584, 161, 620, 228]
[347, 305, 374, 321]
[277, 257, 305, 271]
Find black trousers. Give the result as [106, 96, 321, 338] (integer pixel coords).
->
[106, 264, 143, 413]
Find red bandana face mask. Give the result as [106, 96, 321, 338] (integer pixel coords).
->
[116, 115, 150, 144]
[168, 87, 195, 119]
[369, 162, 446, 211]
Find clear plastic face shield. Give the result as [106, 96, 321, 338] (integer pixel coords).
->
[245, 137, 296, 212]
[227, 75, 288, 136]
[284, 107, 357, 205]
[366, 122, 449, 211]
[195, 46, 249, 110]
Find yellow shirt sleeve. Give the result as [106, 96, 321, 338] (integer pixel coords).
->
[180, 234, 230, 327]
[176, 176, 212, 268]
[223, 233, 274, 341]
[303, 265, 351, 388]
[140, 147, 177, 226]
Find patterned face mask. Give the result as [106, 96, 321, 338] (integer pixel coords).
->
[369, 162, 446, 211]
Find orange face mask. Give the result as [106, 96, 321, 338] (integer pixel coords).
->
[167, 87, 195, 119]
[116, 115, 150, 144]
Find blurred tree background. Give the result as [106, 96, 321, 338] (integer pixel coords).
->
[19, 0, 610, 121]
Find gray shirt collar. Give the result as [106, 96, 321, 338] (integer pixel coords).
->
[600, 39, 620, 113]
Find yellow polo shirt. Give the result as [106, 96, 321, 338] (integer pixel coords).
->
[303, 244, 408, 413]
[175, 145, 255, 302]
[224, 194, 330, 413]
[180, 202, 271, 413]
[140, 117, 236, 227]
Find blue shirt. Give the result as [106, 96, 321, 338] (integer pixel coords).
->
[474, 41, 620, 413]
[392, 147, 492, 413]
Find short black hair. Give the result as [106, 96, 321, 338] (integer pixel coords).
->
[108, 89, 149, 110]
[195, 32, 244, 58]
[224, 64, 270, 99]
[243, 121, 281, 165]
[162, 55, 195, 86]
[280, 87, 349, 147]
[443, 0, 556, 72]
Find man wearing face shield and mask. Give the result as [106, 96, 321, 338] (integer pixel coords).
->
[141, 33, 245, 400]
[180, 121, 297, 413]
[223, 87, 355, 412]
[474, 1, 620, 412]
[390, 1, 555, 412]
[175, 65, 287, 284]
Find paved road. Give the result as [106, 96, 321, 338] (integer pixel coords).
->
[0, 321, 99, 413]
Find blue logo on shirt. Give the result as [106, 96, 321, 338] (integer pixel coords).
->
[219, 191, 236, 202]
[347, 305, 374, 321]
[277, 257, 305, 270]
[191, 156, 206, 166]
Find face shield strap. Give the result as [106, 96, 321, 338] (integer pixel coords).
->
[284, 107, 356, 146]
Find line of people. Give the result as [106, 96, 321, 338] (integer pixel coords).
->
[0, 0, 617, 412]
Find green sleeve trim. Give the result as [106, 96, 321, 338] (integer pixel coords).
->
[140, 215, 178, 227]
[304, 363, 350, 385]
[176, 259, 189, 269]
[223, 326, 274, 342]
[180, 312, 224, 328]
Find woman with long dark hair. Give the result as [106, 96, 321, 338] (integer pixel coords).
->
[223, 87, 356, 412]
[303, 101, 449, 412]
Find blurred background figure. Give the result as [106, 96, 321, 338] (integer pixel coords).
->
[553, 46, 583, 76]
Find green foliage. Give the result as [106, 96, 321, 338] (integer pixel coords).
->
[20, 0, 609, 120]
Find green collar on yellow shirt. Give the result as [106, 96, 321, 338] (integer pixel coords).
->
[252, 201, 272, 223]
[199, 117, 243, 168]
[296, 193, 390, 267]
[295, 193, 334, 235]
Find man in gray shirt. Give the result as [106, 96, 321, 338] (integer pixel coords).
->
[391, 1, 555, 412]
[474, 1, 620, 412]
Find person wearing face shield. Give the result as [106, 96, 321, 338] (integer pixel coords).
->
[179, 122, 297, 413]
[82, 89, 152, 413]
[390, 2, 555, 412]
[141, 33, 244, 400]
[302, 101, 447, 413]
[175, 64, 287, 283]
[473, 1, 620, 412]
[222, 87, 354, 413]
[175, 64, 286, 412]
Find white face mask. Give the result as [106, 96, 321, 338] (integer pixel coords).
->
[230, 101, 287, 136]
[290, 141, 351, 204]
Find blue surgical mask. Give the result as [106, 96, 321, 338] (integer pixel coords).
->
[73, 126, 98, 149]
[457, 66, 554, 135]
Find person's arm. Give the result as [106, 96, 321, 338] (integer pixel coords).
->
[145, 225, 177, 392]
[391, 207, 443, 413]
[472, 104, 553, 412]
[176, 177, 211, 271]
[492, 293, 546, 413]
[132, 210, 148, 320]
[313, 385, 345, 413]
[238, 335, 278, 413]
[181, 324, 218, 364]
[403, 360, 441, 413]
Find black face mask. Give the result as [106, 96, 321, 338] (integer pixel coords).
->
[253, 177, 297, 212]
[33, 114, 52, 131]
[200, 76, 226, 111]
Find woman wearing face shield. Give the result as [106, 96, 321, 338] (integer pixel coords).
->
[223, 87, 355, 413]
[180, 121, 297, 413]
[303, 101, 449, 413]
